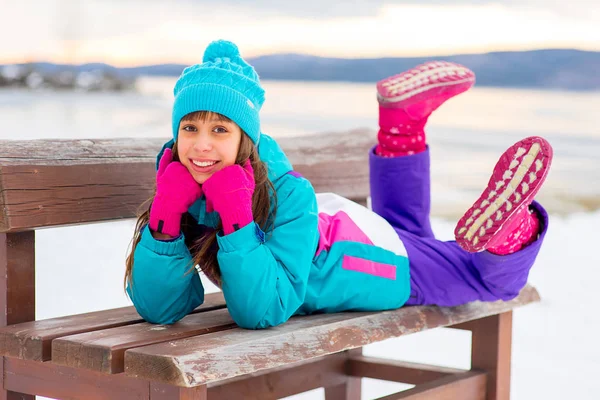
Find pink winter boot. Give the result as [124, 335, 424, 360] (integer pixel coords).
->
[376, 61, 475, 157]
[454, 136, 553, 253]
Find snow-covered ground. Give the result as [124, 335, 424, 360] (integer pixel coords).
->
[35, 209, 600, 400]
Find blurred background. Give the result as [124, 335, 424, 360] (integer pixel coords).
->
[1, 1, 599, 399]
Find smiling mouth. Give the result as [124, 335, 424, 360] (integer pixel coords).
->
[192, 160, 218, 167]
[189, 159, 220, 173]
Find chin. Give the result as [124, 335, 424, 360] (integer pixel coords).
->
[193, 175, 209, 185]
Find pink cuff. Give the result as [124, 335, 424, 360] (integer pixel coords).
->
[220, 207, 254, 235]
[149, 205, 184, 238]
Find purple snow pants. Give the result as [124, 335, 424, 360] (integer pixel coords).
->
[369, 146, 547, 307]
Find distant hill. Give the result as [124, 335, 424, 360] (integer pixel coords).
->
[4, 49, 600, 91]
[249, 49, 600, 91]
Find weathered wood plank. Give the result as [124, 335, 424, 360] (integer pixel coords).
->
[207, 352, 349, 400]
[0, 232, 36, 400]
[0, 292, 225, 361]
[52, 308, 236, 374]
[0, 162, 155, 231]
[376, 370, 486, 400]
[5, 355, 345, 400]
[124, 285, 539, 387]
[1, 356, 36, 400]
[0, 130, 374, 166]
[0, 138, 163, 165]
[3, 357, 150, 400]
[347, 356, 467, 385]
[0, 130, 374, 232]
[125, 311, 360, 387]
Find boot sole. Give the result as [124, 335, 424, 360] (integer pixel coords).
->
[377, 61, 475, 106]
[454, 136, 553, 252]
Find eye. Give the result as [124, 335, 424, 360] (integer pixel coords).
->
[182, 125, 196, 132]
[213, 126, 228, 134]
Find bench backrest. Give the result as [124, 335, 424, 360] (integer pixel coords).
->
[0, 129, 374, 232]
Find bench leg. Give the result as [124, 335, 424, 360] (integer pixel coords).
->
[324, 348, 362, 400]
[0, 232, 35, 400]
[470, 312, 512, 400]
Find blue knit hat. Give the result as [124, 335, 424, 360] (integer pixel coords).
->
[171, 40, 265, 145]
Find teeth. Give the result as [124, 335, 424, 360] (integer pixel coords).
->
[192, 160, 217, 167]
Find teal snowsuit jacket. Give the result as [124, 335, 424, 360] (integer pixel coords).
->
[127, 134, 411, 329]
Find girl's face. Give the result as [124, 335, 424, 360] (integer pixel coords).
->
[176, 113, 242, 184]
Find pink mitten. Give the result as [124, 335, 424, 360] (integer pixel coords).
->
[149, 148, 203, 238]
[202, 159, 255, 235]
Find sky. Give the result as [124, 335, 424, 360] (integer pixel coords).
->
[1, 0, 599, 66]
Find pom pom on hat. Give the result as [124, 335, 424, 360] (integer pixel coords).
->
[202, 40, 241, 63]
[171, 40, 265, 145]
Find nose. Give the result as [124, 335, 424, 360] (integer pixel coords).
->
[192, 132, 213, 152]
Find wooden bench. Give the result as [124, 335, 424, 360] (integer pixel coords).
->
[0, 130, 540, 400]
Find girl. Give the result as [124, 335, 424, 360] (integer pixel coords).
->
[125, 40, 552, 329]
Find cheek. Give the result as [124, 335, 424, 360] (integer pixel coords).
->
[176, 140, 190, 162]
[221, 138, 242, 166]
[224, 150, 237, 166]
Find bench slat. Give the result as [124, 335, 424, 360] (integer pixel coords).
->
[0, 162, 155, 231]
[52, 308, 236, 374]
[124, 285, 539, 387]
[0, 130, 374, 232]
[0, 292, 225, 361]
